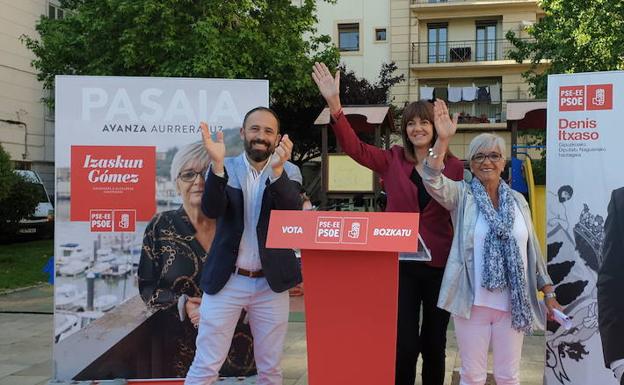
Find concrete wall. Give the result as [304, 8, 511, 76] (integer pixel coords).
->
[0, 0, 55, 191]
[389, 0, 411, 105]
[315, 0, 391, 82]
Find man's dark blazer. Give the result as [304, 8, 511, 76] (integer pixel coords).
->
[199, 154, 303, 295]
[598, 186, 624, 378]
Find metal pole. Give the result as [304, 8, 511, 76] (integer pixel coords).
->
[511, 121, 518, 159]
[86, 272, 95, 311]
[321, 124, 328, 209]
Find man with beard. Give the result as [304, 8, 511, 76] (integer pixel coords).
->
[598, 187, 624, 385]
[185, 107, 303, 385]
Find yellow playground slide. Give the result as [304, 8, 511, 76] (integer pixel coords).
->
[523, 157, 546, 256]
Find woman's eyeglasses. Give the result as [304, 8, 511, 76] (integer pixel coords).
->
[178, 170, 206, 182]
[471, 152, 502, 163]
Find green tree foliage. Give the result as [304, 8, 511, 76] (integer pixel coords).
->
[506, 0, 624, 183]
[0, 146, 40, 237]
[22, 0, 340, 108]
[0, 145, 14, 201]
[506, 0, 624, 98]
[22, 0, 404, 166]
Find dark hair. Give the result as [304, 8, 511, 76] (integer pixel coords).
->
[558, 185, 573, 202]
[242, 106, 280, 133]
[400, 100, 451, 163]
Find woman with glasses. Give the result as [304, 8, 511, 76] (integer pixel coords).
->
[138, 141, 255, 378]
[419, 100, 563, 385]
[312, 63, 464, 385]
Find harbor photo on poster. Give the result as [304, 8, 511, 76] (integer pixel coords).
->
[53, 76, 267, 380]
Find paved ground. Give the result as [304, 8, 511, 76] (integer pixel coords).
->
[0, 285, 53, 385]
[0, 285, 547, 385]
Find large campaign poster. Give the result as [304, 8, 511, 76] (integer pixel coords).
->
[53, 76, 268, 380]
[545, 72, 623, 385]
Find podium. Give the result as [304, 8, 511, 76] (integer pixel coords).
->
[266, 211, 420, 385]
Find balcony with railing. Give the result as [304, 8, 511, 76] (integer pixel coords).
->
[450, 102, 502, 124]
[420, 83, 505, 124]
[411, 38, 527, 65]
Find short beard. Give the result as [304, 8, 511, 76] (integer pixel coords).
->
[244, 139, 273, 162]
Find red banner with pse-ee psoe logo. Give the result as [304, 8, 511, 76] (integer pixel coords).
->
[559, 84, 613, 111]
[70, 145, 156, 230]
[266, 210, 420, 252]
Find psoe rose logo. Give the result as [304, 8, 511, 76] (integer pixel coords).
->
[114, 210, 136, 232]
[586, 84, 613, 110]
[342, 217, 368, 244]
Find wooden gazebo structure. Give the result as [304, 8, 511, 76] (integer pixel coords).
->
[314, 105, 395, 210]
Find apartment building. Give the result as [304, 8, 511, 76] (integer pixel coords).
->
[390, 0, 545, 157]
[312, 0, 392, 81]
[0, 0, 61, 193]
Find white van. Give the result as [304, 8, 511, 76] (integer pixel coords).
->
[13, 170, 54, 237]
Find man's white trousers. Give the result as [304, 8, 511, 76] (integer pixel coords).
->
[185, 274, 289, 385]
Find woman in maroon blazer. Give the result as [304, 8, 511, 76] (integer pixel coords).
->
[313, 63, 464, 385]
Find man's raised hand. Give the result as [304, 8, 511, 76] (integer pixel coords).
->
[270, 134, 293, 178]
[200, 122, 226, 174]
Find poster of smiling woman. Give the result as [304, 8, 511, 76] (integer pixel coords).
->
[53, 76, 267, 381]
[545, 71, 624, 385]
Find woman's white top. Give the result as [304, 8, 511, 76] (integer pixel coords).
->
[473, 201, 529, 311]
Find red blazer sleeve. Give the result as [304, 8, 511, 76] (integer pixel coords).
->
[330, 111, 392, 174]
